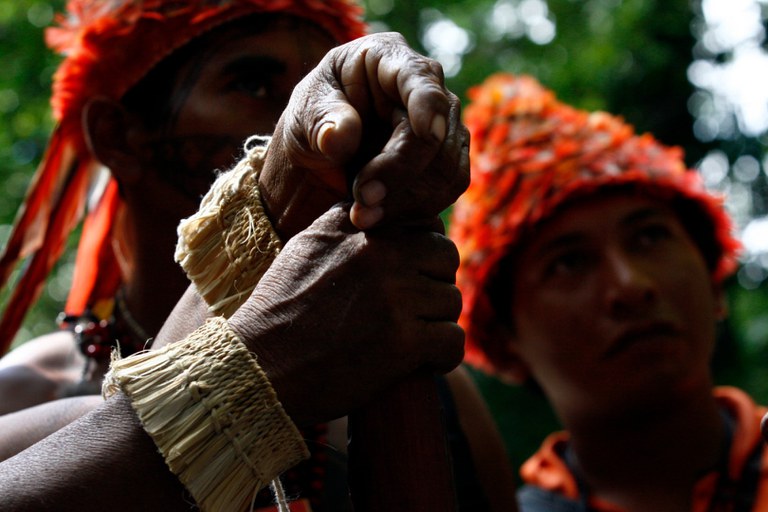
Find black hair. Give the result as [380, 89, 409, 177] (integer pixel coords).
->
[485, 185, 722, 333]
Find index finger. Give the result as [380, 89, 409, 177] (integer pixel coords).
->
[338, 32, 451, 142]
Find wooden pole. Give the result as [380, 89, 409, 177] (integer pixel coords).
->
[347, 372, 457, 511]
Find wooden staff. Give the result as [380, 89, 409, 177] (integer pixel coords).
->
[348, 371, 457, 511]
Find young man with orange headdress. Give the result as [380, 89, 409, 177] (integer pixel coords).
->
[0, 2, 516, 510]
[450, 73, 768, 511]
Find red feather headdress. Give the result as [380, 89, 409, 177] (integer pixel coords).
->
[0, 0, 366, 354]
[449, 73, 742, 378]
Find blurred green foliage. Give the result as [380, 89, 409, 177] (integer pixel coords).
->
[1, 0, 767, 479]
[360, 0, 768, 474]
[0, 0, 69, 348]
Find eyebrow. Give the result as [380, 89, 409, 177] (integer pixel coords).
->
[220, 55, 287, 77]
[528, 231, 586, 265]
[618, 206, 671, 227]
[531, 206, 671, 258]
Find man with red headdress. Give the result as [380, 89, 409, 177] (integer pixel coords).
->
[0, 2, 516, 511]
[0, 0, 367, 410]
[451, 73, 768, 511]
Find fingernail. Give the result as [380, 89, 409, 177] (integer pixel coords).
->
[430, 114, 446, 142]
[317, 122, 335, 154]
[358, 206, 384, 229]
[359, 180, 386, 206]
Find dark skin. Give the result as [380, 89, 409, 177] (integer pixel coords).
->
[0, 207, 464, 511]
[0, 15, 345, 411]
[0, 19, 524, 510]
[260, 31, 468, 237]
[0, 20, 470, 412]
[502, 195, 726, 511]
[93, 16, 341, 339]
[0, 32, 472, 510]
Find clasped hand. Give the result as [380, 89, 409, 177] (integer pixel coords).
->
[163, 32, 469, 426]
[259, 31, 470, 238]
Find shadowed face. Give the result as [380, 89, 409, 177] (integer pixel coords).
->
[504, 194, 723, 423]
[127, 14, 336, 211]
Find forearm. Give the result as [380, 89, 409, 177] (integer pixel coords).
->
[0, 393, 191, 511]
[0, 395, 103, 462]
[0, 315, 305, 511]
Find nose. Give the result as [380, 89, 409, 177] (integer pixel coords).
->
[602, 248, 658, 318]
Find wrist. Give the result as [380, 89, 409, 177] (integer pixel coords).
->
[258, 121, 349, 240]
[104, 317, 309, 511]
[176, 136, 282, 318]
[259, 161, 347, 241]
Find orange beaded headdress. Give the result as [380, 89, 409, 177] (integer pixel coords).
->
[449, 73, 741, 378]
[0, 0, 366, 354]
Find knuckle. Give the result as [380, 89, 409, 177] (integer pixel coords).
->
[384, 31, 407, 45]
[448, 285, 463, 319]
[440, 324, 466, 370]
[438, 235, 461, 272]
[450, 326, 466, 365]
[358, 32, 406, 54]
[447, 89, 461, 107]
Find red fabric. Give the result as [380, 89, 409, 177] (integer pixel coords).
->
[519, 387, 768, 511]
[0, 0, 366, 354]
[449, 73, 742, 377]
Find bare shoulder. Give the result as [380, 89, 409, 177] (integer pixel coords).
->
[445, 365, 496, 425]
[0, 330, 81, 371]
[0, 330, 88, 414]
[446, 365, 518, 512]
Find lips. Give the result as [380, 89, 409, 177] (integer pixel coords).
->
[604, 321, 681, 358]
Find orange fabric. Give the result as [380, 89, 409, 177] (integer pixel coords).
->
[64, 178, 122, 316]
[0, 128, 76, 284]
[519, 387, 768, 511]
[0, 149, 91, 354]
[449, 73, 742, 377]
[0, 0, 366, 354]
[519, 432, 576, 500]
[46, 0, 366, 147]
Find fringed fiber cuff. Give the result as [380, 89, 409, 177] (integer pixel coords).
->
[103, 316, 309, 511]
[175, 135, 282, 318]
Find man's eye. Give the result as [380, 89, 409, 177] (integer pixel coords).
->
[232, 75, 268, 98]
[545, 251, 590, 278]
[635, 224, 672, 248]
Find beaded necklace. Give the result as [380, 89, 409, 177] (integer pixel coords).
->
[59, 288, 152, 361]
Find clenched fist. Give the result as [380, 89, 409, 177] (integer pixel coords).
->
[259, 32, 470, 237]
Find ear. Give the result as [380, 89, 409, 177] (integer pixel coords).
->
[487, 322, 533, 385]
[82, 98, 145, 185]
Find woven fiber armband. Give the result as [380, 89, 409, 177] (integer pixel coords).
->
[175, 136, 282, 318]
[103, 316, 309, 511]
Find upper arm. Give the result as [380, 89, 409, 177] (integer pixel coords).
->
[0, 331, 85, 414]
[153, 284, 212, 350]
[0, 395, 104, 462]
[0, 394, 191, 511]
[446, 365, 518, 512]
